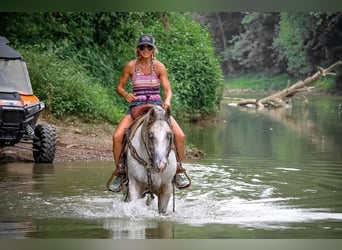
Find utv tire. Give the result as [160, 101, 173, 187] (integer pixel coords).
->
[33, 124, 57, 163]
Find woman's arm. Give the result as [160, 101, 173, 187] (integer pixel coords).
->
[116, 61, 135, 103]
[157, 61, 172, 109]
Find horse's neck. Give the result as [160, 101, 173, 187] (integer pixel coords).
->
[130, 124, 150, 159]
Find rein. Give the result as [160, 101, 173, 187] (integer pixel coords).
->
[127, 116, 152, 199]
[127, 134, 148, 167]
[126, 130, 155, 200]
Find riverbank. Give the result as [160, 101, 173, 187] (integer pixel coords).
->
[0, 115, 204, 164]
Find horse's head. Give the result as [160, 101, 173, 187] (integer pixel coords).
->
[143, 106, 173, 172]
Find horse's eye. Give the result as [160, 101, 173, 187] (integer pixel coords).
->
[167, 132, 172, 139]
[148, 132, 154, 139]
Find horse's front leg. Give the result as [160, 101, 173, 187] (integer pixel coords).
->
[158, 184, 173, 214]
[128, 180, 143, 201]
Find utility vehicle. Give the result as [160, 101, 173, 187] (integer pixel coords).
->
[0, 36, 56, 163]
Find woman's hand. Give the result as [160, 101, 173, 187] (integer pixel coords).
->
[124, 92, 135, 103]
[163, 101, 171, 109]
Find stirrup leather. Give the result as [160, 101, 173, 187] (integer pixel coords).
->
[176, 162, 186, 174]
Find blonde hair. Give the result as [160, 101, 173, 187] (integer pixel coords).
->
[135, 46, 158, 80]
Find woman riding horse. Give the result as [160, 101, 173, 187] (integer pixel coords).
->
[108, 34, 190, 192]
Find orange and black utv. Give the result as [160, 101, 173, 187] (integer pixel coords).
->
[0, 36, 56, 163]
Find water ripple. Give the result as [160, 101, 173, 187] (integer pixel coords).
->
[62, 162, 342, 231]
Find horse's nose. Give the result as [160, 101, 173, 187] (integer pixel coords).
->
[155, 158, 167, 172]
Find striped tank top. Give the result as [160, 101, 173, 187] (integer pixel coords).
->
[130, 59, 162, 108]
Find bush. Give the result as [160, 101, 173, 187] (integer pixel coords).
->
[21, 46, 122, 123]
[156, 13, 224, 116]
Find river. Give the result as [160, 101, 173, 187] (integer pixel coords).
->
[1, 95, 342, 239]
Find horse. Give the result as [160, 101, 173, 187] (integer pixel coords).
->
[123, 105, 177, 214]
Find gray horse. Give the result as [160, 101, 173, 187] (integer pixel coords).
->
[124, 105, 177, 214]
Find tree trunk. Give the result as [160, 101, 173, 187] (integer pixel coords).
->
[215, 12, 226, 51]
[233, 61, 342, 109]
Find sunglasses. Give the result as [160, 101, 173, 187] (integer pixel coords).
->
[138, 44, 154, 51]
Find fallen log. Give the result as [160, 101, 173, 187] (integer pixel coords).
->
[234, 60, 342, 109]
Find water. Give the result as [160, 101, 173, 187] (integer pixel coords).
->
[1, 96, 342, 239]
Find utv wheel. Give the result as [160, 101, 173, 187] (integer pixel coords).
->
[33, 124, 57, 163]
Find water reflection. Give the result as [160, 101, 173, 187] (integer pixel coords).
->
[104, 219, 174, 239]
[0, 163, 54, 190]
[236, 103, 335, 156]
[0, 163, 54, 238]
[183, 96, 342, 163]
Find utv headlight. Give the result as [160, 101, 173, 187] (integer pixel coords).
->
[26, 104, 41, 114]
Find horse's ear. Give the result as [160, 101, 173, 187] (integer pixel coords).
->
[148, 107, 157, 124]
[165, 106, 171, 119]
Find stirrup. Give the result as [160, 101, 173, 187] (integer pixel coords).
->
[174, 172, 191, 189]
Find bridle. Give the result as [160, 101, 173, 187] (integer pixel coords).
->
[127, 107, 174, 200]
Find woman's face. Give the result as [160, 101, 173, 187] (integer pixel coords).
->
[137, 44, 154, 58]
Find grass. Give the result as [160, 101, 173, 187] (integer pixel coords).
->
[224, 73, 336, 92]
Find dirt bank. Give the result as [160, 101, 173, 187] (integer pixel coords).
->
[0, 117, 203, 164]
[0, 117, 114, 163]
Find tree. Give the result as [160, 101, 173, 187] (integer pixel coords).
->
[197, 12, 244, 75]
[273, 12, 315, 77]
[307, 13, 342, 73]
[200, 11, 342, 84]
[228, 12, 281, 74]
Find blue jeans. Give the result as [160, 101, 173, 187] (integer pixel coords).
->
[127, 100, 162, 114]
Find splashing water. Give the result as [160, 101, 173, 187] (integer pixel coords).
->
[63, 163, 342, 232]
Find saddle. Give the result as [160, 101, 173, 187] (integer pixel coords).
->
[130, 104, 155, 120]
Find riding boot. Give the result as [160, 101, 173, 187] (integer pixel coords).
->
[108, 163, 126, 192]
[174, 162, 191, 189]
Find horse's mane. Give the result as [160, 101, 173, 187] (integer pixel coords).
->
[142, 106, 170, 129]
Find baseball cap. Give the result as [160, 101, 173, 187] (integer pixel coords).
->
[137, 34, 155, 47]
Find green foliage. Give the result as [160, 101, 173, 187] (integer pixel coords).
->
[21, 46, 121, 123]
[225, 73, 296, 91]
[225, 73, 336, 93]
[225, 12, 280, 74]
[202, 12, 341, 85]
[157, 13, 224, 116]
[241, 12, 261, 24]
[313, 76, 336, 91]
[309, 12, 335, 25]
[0, 12, 224, 121]
[273, 13, 315, 76]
